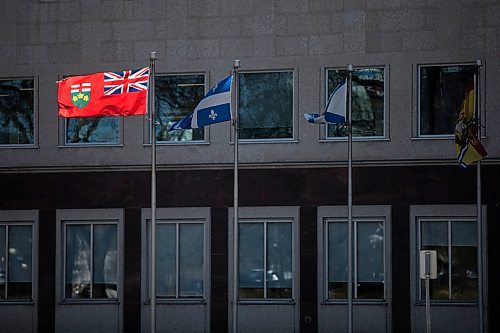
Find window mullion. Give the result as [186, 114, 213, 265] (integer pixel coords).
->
[263, 222, 267, 299]
[325, 221, 329, 301]
[90, 224, 94, 299]
[5, 225, 9, 299]
[354, 220, 358, 299]
[176, 223, 180, 298]
[448, 220, 452, 300]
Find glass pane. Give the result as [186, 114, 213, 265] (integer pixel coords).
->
[0, 79, 35, 145]
[66, 117, 119, 144]
[266, 223, 292, 298]
[328, 222, 347, 299]
[327, 68, 384, 138]
[419, 65, 476, 136]
[179, 224, 204, 297]
[357, 222, 384, 299]
[0, 226, 5, 299]
[421, 221, 449, 300]
[451, 221, 477, 300]
[65, 225, 91, 298]
[239, 72, 293, 140]
[92, 224, 117, 299]
[7, 225, 32, 299]
[155, 75, 205, 142]
[156, 223, 176, 297]
[239, 223, 264, 298]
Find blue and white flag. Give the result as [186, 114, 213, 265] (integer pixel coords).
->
[304, 79, 346, 124]
[169, 75, 233, 130]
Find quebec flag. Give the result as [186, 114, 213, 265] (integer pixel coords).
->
[304, 79, 346, 124]
[169, 75, 233, 130]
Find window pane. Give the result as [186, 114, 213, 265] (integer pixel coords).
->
[0, 79, 35, 145]
[419, 65, 476, 136]
[0, 226, 5, 299]
[92, 224, 117, 299]
[328, 222, 347, 299]
[66, 225, 91, 298]
[239, 223, 264, 298]
[179, 224, 204, 297]
[327, 68, 384, 138]
[239, 72, 293, 140]
[66, 117, 119, 144]
[357, 222, 384, 299]
[451, 221, 477, 300]
[156, 223, 176, 297]
[155, 75, 205, 142]
[7, 226, 32, 299]
[267, 223, 292, 298]
[421, 221, 449, 300]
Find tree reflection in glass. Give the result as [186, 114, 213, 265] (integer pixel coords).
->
[155, 74, 205, 142]
[0, 79, 34, 145]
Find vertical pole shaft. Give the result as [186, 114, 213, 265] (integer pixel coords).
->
[425, 277, 431, 333]
[347, 64, 354, 333]
[232, 59, 240, 333]
[475, 59, 484, 333]
[149, 51, 157, 333]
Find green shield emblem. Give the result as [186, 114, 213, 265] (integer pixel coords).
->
[71, 83, 91, 108]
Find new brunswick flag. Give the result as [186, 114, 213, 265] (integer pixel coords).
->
[454, 80, 487, 169]
[58, 67, 149, 118]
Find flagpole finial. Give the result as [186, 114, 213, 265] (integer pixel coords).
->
[233, 59, 240, 69]
[347, 64, 353, 72]
[476, 59, 482, 67]
[150, 51, 157, 60]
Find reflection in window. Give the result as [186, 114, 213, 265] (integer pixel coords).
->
[154, 74, 205, 142]
[418, 65, 476, 136]
[326, 68, 384, 138]
[238, 72, 293, 140]
[327, 220, 384, 300]
[0, 79, 35, 145]
[65, 223, 117, 299]
[66, 117, 120, 144]
[238, 221, 292, 299]
[419, 219, 477, 301]
[0, 224, 33, 300]
[153, 221, 204, 298]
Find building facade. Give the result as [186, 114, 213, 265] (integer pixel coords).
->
[0, 0, 499, 332]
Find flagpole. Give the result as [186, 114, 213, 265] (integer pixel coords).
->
[475, 58, 484, 333]
[346, 64, 354, 333]
[149, 51, 157, 333]
[232, 59, 240, 333]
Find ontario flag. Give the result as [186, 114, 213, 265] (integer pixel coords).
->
[454, 79, 487, 169]
[58, 67, 149, 118]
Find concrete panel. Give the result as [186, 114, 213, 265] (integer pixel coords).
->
[55, 304, 119, 333]
[239, 303, 296, 333]
[0, 305, 35, 333]
[413, 305, 479, 333]
[319, 304, 389, 333]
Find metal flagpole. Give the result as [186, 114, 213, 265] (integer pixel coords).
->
[346, 64, 354, 333]
[232, 59, 240, 333]
[475, 58, 484, 333]
[149, 51, 157, 333]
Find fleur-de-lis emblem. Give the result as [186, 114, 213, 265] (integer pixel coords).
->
[212, 82, 219, 93]
[209, 109, 217, 121]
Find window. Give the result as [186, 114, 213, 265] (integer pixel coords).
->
[0, 224, 33, 300]
[153, 221, 204, 298]
[238, 220, 293, 299]
[418, 64, 476, 137]
[64, 222, 118, 299]
[326, 68, 385, 138]
[418, 219, 477, 301]
[326, 219, 385, 300]
[154, 74, 205, 142]
[0, 78, 35, 145]
[65, 117, 120, 144]
[238, 71, 294, 140]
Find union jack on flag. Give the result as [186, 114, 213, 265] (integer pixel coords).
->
[104, 67, 149, 95]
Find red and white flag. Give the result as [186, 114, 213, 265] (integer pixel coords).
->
[58, 67, 149, 118]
